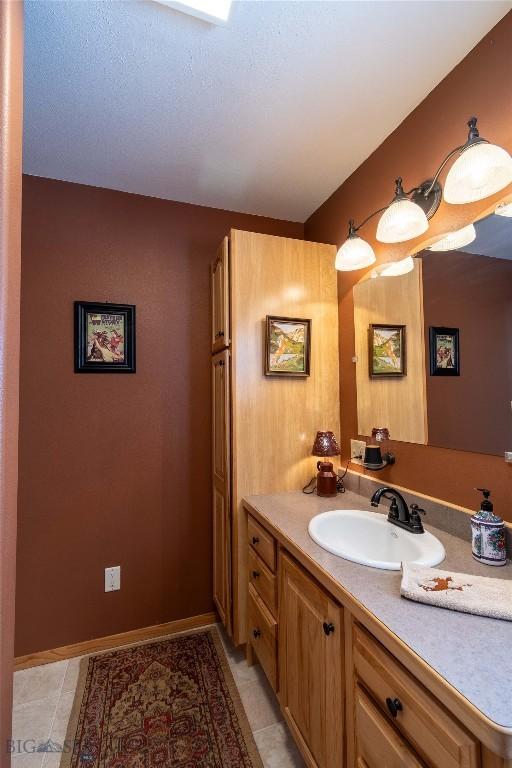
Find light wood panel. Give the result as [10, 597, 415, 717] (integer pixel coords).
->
[353, 259, 428, 444]
[279, 552, 344, 768]
[14, 612, 217, 670]
[230, 229, 339, 645]
[211, 236, 230, 353]
[212, 349, 231, 632]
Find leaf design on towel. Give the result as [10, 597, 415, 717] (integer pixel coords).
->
[420, 576, 472, 593]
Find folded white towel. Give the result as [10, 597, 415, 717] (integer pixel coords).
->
[400, 563, 512, 621]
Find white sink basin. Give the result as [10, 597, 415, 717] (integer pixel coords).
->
[308, 509, 445, 570]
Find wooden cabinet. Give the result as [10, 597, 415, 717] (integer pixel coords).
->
[279, 552, 344, 768]
[350, 622, 480, 768]
[354, 684, 424, 768]
[246, 515, 278, 690]
[212, 349, 231, 632]
[248, 584, 278, 690]
[211, 236, 230, 353]
[211, 231, 339, 645]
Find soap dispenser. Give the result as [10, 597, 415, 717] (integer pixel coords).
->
[471, 488, 507, 566]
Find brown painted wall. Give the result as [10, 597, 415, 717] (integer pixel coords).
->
[0, 1, 23, 762]
[16, 176, 302, 656]
[305, 12, 512, 519]
[422, 249, 512, 457]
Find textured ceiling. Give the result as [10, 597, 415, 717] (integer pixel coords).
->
[23, 0, 511, 221]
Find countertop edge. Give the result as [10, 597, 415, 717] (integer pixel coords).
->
[242, 495, 512, 759]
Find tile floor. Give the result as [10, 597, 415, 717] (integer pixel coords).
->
[11, 625, 304, 768]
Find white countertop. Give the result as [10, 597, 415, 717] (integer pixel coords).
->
[244, 489, 512, 729]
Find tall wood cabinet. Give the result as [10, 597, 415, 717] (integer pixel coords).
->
[211, 229, 339, 644]
[212, 348, 231, 632]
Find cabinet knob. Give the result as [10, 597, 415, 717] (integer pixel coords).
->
[253, 628, 261, 639]
[216, 331, 225, 338]
[323, 622, 335, 636]
[252, 570, 260, 579]
[252, 536, 260, 545]
[386, 697, 403, 718]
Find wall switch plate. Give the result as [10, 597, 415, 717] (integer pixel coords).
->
[105, 566, 121, 592]
[350, 439, 366, 465]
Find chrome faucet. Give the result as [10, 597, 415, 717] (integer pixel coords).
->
[370, 486, 425, 534]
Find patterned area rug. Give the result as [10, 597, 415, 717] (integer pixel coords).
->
[61, 627, 263, 768]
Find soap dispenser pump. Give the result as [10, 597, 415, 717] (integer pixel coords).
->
[471, 488, 507, 566]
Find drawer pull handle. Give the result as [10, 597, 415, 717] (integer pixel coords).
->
[253, 628, 261, 639]
[323, 622, 335, 636]
[252, 570, 260, 579]
[252, 536, 260, 545]
[386, 697, 403, 718]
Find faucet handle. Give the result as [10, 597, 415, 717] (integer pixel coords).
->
[409, 504, 425, 532]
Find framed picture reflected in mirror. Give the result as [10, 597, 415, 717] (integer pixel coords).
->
[429, 326, 460, 376]
[369, 324, 406, 378]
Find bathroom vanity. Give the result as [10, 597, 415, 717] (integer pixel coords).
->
[243, 489, 512, 768]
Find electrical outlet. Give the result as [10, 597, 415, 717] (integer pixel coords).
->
[105, 566, 121, 592]
[350, 439, 366, 464]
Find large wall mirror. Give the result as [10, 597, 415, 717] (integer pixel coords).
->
[353, 199, 512, 457]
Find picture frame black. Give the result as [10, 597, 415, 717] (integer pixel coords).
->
[368, 324, 407, 378]
[74, 301, 136, 373]
[264, 315, 311, 377]
[429, 326, 460, 376]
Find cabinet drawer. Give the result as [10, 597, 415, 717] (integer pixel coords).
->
[248, 584, 277, 690]
[248, 547, 277, 615]
[248, 515, 276, 573]
[355, 684, 424, 768]
[353, 623, 480, 768]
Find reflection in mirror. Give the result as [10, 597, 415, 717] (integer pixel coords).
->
[420, 209, 512, 456]
[352, 202, 512, 458]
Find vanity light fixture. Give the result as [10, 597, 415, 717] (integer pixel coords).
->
[428, 223, 476, 252]
[443, 118, 512, 204]
[376, 178, 429, 243]
[495, 201, 512, 217]
[338, 117, 511, 270]
[335, 220, 376, 271]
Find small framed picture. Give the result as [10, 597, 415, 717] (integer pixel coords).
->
[429, 327, 460, 376]
[75, 301, 136, 373]
[369, 324, 406, 377]
[265, 316, 311, 377]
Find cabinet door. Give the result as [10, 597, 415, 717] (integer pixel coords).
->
[211, 236, 230, 352]
[354, 684, 424, 768]
[279, 553, 343, 768]
[212, 349, 231, 633]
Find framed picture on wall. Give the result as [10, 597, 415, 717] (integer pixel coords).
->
[264, 316, 311, 377]
[369, 324, 406, 377]
[75, 301, 136, 373]
[429, 327, 460, 376]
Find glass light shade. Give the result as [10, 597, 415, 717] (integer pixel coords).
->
[335, 235, 376, 271]
[428, 223, 476, 252]
[495, 201, 512, 217]
[378, 256, 415, 277]
[376, 199, 429, 243]
[444, 142, 512, 204]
